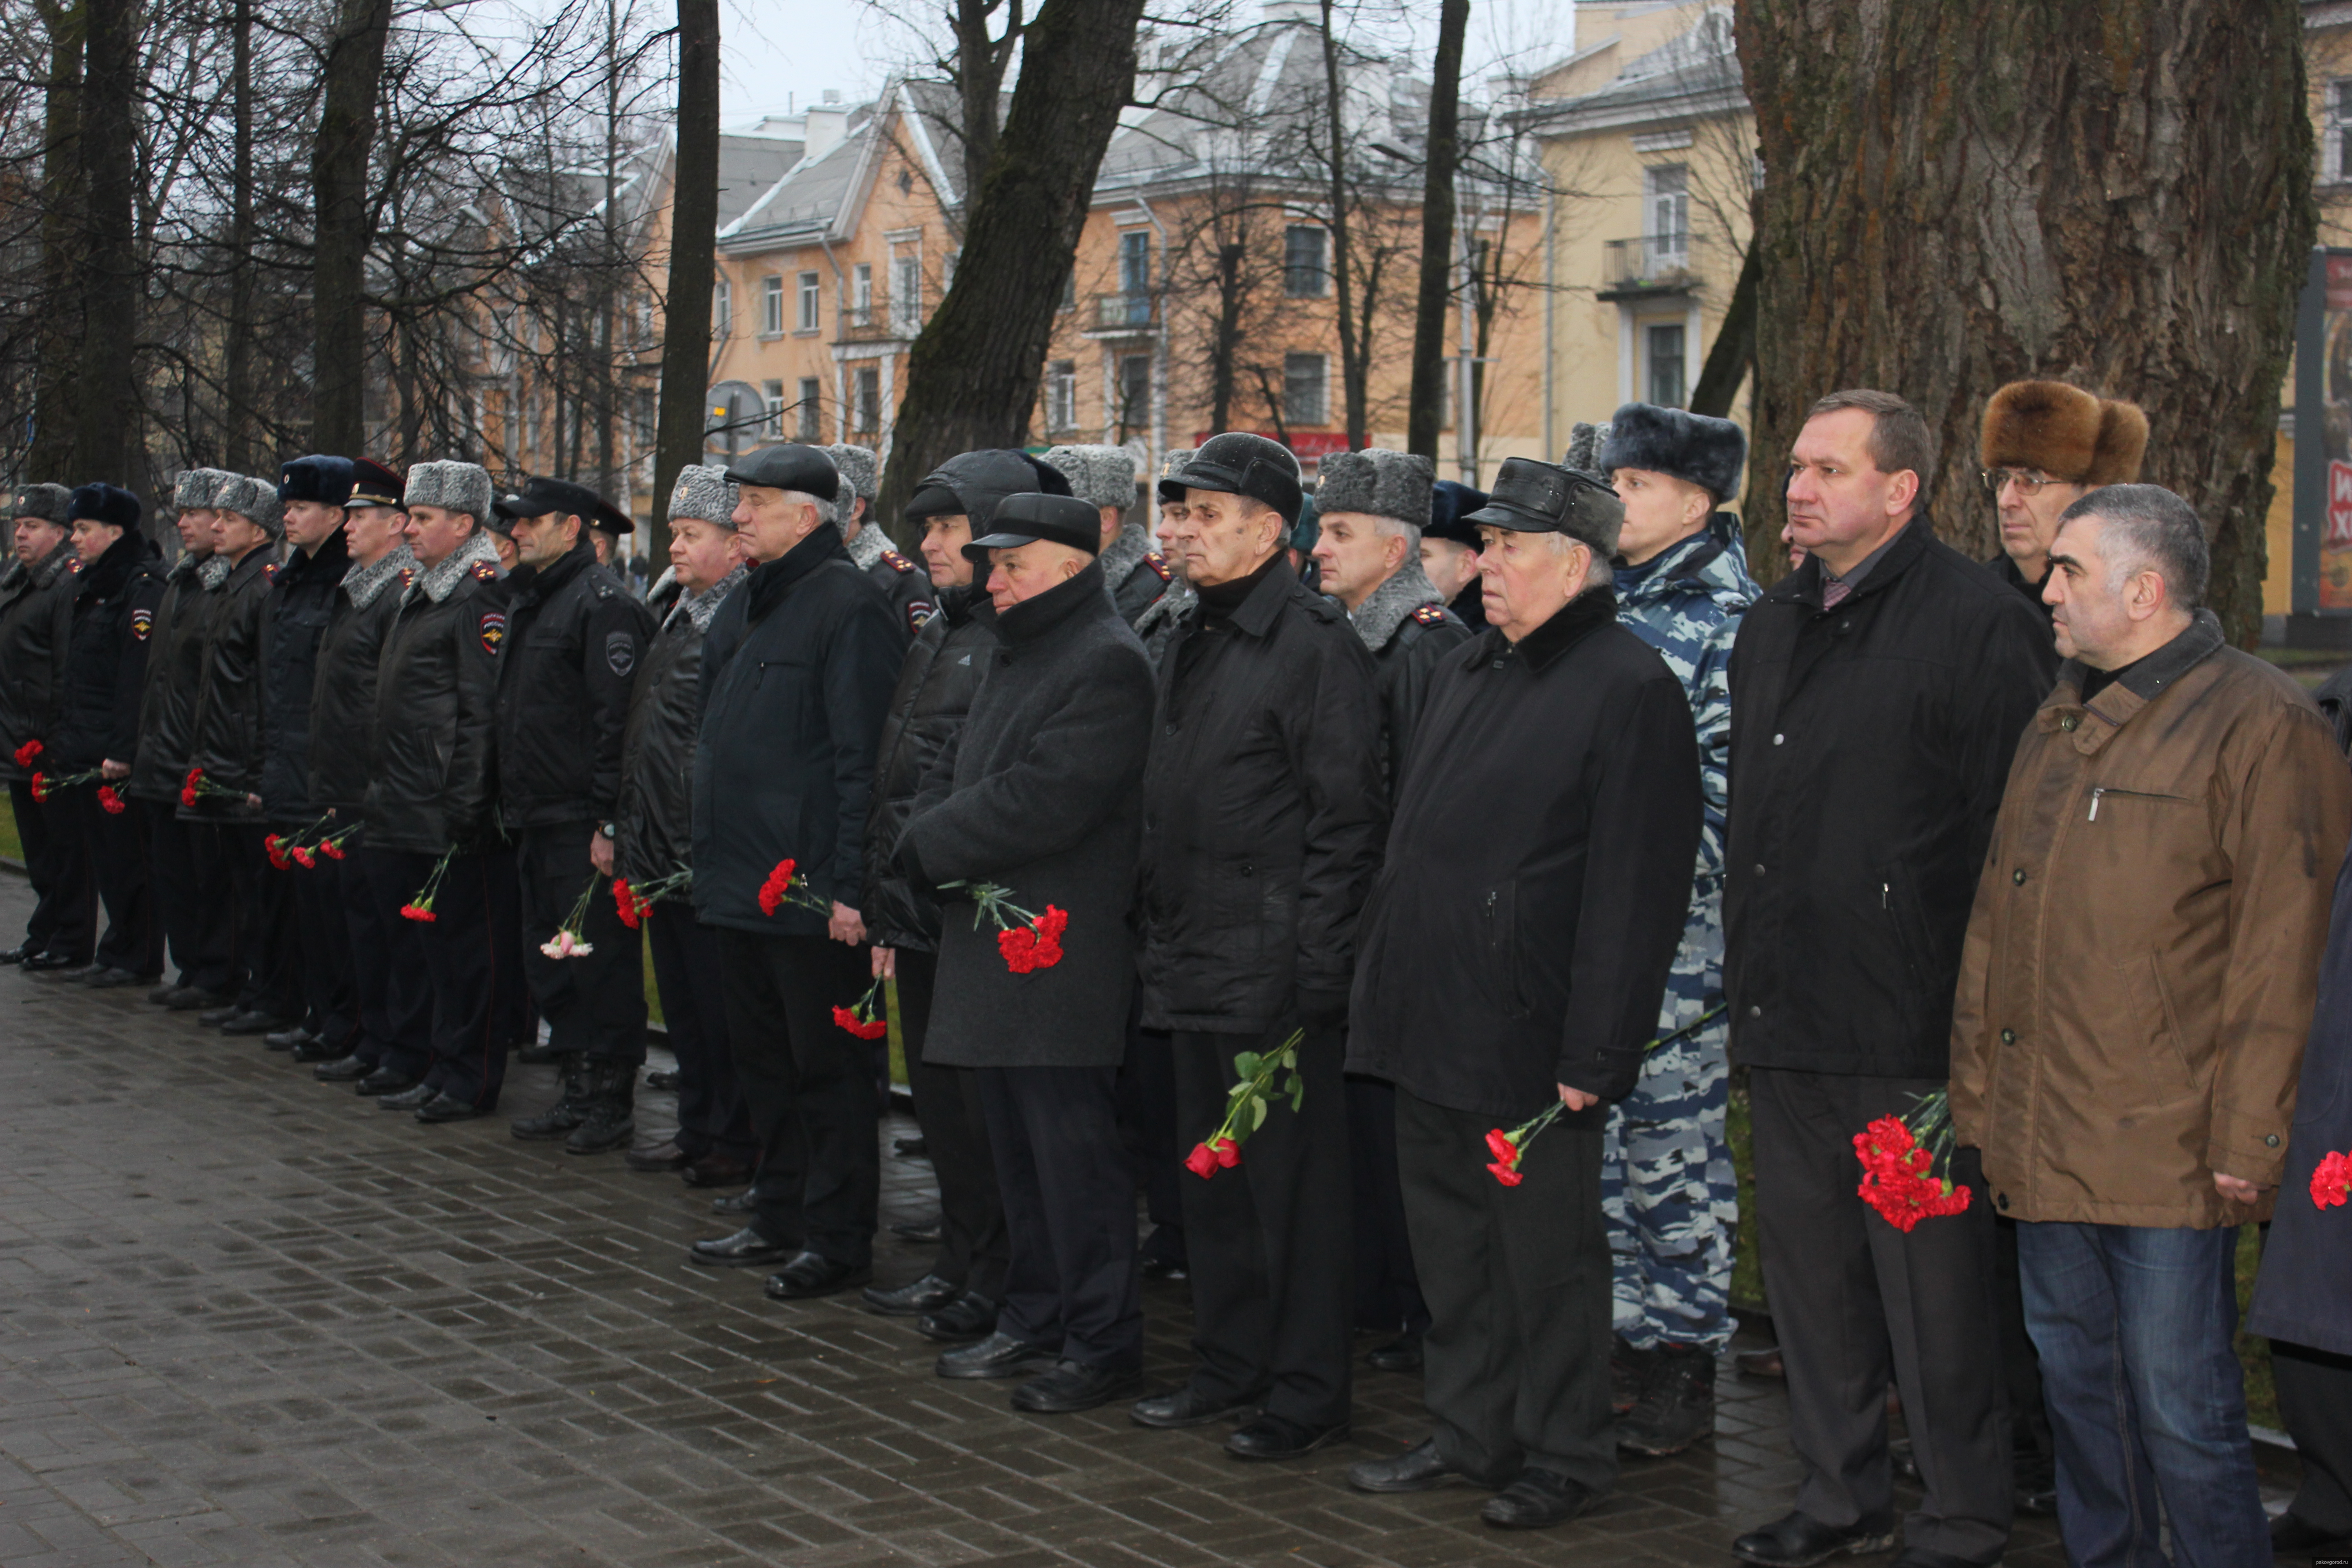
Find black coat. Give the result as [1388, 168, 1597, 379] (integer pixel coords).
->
[1988, 552, 2054, 627]
[863, 545, 939, 637]
[307, 548, 414, 818]
[181, 544, 285, 824]
[258, 528, 351, 822]
[1112, 551, 1174, 624]
[691, 526, 906, 935]
[1369, 602, 1471, 788]
[0, 546, 83, 782]
[862, 582, 998, 952]
[902, 563, 1155, 1068]
[1136, 558, 1387, 1034]
[363, 537, 508, 854]
[1725, 523, 2055, 1078]
[127, 554, 213, 804]
[1347, 588, 1701, 1117]
[613, 570, 738, 886]
[49, 533, 166, 774]
[492, 539, 651, 830]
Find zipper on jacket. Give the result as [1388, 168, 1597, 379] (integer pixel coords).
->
[2087, 785, 2186, 822]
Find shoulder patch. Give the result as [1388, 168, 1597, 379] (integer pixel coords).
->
[1411, 603, 1448, 626]
[479, 611, 506, 654]
[1145, 551, 1172, 582]
[130, 607, 153, 641]
[907, 599, 936, 632]
[67, 558, 83, 574]
[882, 549, 920, 575]
[263, 561, 280, 580]
[399, 568, 415, 588]
[605, 629, 638, 679]
[471, 560, 498, 580]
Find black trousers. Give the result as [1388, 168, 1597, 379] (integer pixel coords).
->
[382, 846, 522, 1107]
[286, 840, 360, 1051]
[1171, 1024, 1352, 1429]
[2274, 1338, 2352, 1534]
[644, 902, 754, 1162]
[1116, 1014, 1187, 1266]
[63, 788, 157, 975]
[146, 807, 232, 994]
[352, 845, 432, 1078]
[975, 1063, 1141, 1368]
[11, 779, 91, 960]
[1398, 1086, 1615, 1490]
[1749, 1067, 2012, 1564]
[898, 949, 1006, 1298]
[211, 821, 297, 1017]
[514, 822, 646, 1063]
[1349, 1074, 1428, 1336]
[1992, 1216, 2055, 1475]
[715, 929, 877, 1266]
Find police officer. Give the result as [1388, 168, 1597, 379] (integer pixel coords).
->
[1042, 444, 1172, 627]
[490, 476, 655, 1155]
[826, 442, 936, 634]
[364, 461, 523, 1121]
[1422, 480, 1489, 631]
[1132, 450, 1200, 672]
[0, 482, 95, 970]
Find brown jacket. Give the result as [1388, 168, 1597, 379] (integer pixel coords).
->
[1950, 611, 2352, 1226]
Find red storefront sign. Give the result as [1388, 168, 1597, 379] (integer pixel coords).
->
[1192, 431, 1352, 459]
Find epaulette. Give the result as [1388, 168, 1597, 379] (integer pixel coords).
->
[1411, 603, 1448, 626]
[399, 568, 416, 588]
[881, 549, 920, 575]
[67, 558, 83, 574]
[263, 561, 280, 580]
[1144, 551, 1172, 582]
[471, 560, 498, 580]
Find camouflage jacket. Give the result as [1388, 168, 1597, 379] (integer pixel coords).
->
[1613, 513, 1757, 1002]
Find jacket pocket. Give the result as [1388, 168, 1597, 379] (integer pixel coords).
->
[1482, 882, 1531, 1020]
[2117, 949, 2200, 1097]
[1877, 864, 1934, 1002]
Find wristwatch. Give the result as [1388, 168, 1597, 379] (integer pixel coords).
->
[598, 822, 616, 840]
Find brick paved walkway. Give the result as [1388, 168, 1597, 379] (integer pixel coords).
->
[0, 875, 2290, 1567]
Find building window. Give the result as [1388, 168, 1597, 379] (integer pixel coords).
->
[1645, 165, 1690, 267]
[1119, 231, 1151, 298]
[1284, 352, 1327, 426]
[1647, 323, 1687, 408]
[851, 264, 873, 325]
[1116, 353, 1151, 440]
[853, 366, 882, 433]
[797, 271, 820, 332]
[944, 248, 960, 294]
[2330, 80, 2352, 183]
[890, 255, 922, 334]
[797, 377, 822, 441]
[1284, 226, 1328, 297]
[761, 274, 784, 336]
[1045, 360, 1077, 432]
[762, 378, 784, 435]
[712, 278, 732, 341]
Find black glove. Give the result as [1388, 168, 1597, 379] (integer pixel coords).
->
[1295, 988, 1350, 1032]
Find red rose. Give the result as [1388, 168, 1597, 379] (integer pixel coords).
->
[1210, 1136, 1240, 1169]
[1183, 1142, 1221, 1179]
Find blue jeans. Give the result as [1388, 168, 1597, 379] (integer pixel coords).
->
[2015, 1222, 2269, 1568]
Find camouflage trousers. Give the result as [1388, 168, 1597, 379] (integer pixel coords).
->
[1601, 988, 1737, 1352]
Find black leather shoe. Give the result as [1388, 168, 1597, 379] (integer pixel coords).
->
[1226, 1414, 1349, 1461]
[516, 1039, 563, 1065]
[1347, 1438, 1465, 1494]
[377, 1082, 437, 1111]
[1130, 1386, 1263, 1430]
[165, 988, 230, 1012]
[623, 1137, 693, 1172]
[763, 1251, 871, 1300]
[1732, 1511, 1898, 1568]
[201, 1004, 245, 1025]
[916, 1291, 998, 1342]
[689, 1228, 795, 1269]
[264, 1024, 316, 1051]
[0, 945, 28, 965]
[83, 967, 154, 990]
[893, 1133, 928, 1159]
[682, 1154, 754, 1188]
[1367, 1333, 1423, 1373]
[290, 1035, 341, 1063]
[2274, 1512, 2352, 1555]
[23, 951, 86, 972]
[220, 1010, 297, 1036]
[1481, 1467, 1597, 1529]
[889, 1215, 944, 1245]
[358, 1068, 420, 1096]
[862, 1272, 961, 1317]
[415, 1092, 486, 1123]
[709, 1189, 755, 1215]
[935, 1331, 1058, 1380]
[644, 1067, 679, 1090]
[314, 1054, 374, 1082]
[1011, 1361, 1144, 1414]
[146, 980, 177, 1003]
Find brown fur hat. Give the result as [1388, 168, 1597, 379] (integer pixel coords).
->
[1980, 380, 2149, 486]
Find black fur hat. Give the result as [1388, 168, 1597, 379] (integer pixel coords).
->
[68, 482, 142, 531]
[1598, 402, 1748, 504]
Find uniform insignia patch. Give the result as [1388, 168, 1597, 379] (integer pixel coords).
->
[1145, 552, 1172, 582]
[908, 601, 936, 632]
[1411, 603, 1448, 626]
[882, 549, 919, 574]
[263, 562, 279, 579]
[479, 612, 506, 653]
[400, 568, 415, 587]
[605, 630, 638, 678]
[130, 608, 152, 641]
[471, 560, 498, 580]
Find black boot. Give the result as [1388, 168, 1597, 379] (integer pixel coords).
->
[510, 1054, 588, 1141]
[1617, 1341, 1715, 1456]
[564, 1060, 637, 1155]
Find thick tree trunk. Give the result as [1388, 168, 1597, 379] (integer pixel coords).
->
[30, 0, 84, 480]
[648, 0, 720, 568]
[224, 0, 257, 471]
[1405, 0, 1468, 459]
[310, 0, 393, 456]
[1735, 0, 2312, 642]
[876, 0, 1147, 526]
[72, 0, 139, 485]
[1689, 241, 1756, 421]
[951, 0, 1017, 213]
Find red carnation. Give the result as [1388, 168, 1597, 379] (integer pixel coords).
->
[612, 879, 641, 929]
[28, 772, 47, 802]
[265, 833, 291, 870]
[319, 838, 344, 859]
[399, 903, 436, 922]
[1487, 1160, 1525, 1187]
[2313, 1150, 2352, 1210]
[12, 739, 41, 767]
[97, 785, 125, 815]
[758, 858, 801, 917]
[179, 766, 204, 807]
[831, 1004, 887, 1040]
[1485, 1128, 1518, 1165]
[290, 846, 315, 869]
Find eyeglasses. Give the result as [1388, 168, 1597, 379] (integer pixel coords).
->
[1980, 467, 2064, 498]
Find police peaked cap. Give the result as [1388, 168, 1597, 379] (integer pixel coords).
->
[1157, 432, 1303, 526]
[279, 454, 356, 507]
[68, 482, 142, 531]
[348, 458, 404, 509]
[962, 492, 1103, 565]
[494, 475, 633, 535]
[725, 443, 839, 501]
[1464, 457, 1623, 556]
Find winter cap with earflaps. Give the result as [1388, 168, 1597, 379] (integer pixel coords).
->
[10, 484, 74, 527]
[823, 444, 879, 504]
[1041, 444, 1140, 512]
[403, 460, 495, 524]
[279, 455, 357, 508]
[171, 468, 235, 512]
[1316, 448, 1435, 529]
[1465, 457, 1624, 557]
[1979, 381, 2148, 486]
[213, 474, 285, 534]
[1598, 404, 1748, 505]
[667, 465, 739, 529]
[69, 483, 143, 531]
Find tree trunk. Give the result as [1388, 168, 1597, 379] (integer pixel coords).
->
[311, 0, 393, 456]
[649, 0, 720, 568]
[1689, 241, 1757, 421]
[1315, 0, 1366, 449]
[951, 0, 1019, 213]
[877, 0, 1147, 527]
[223, 0, 258, 471]
[72, 0, 139, 486]
[1405, 0, 1468, 459]
[31, 0, 84, 480]
[1735, 0, 2311, 641]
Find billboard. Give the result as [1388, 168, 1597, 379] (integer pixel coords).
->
[2294, 249, 2352, 614]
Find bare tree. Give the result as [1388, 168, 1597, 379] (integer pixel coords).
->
[1404, 0, 1466, 458]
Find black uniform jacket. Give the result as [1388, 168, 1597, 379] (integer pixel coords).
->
[127, 553, 212, 805]
[1725, 521, 2056, 1078]
[491, 538, 651, 830]
[862, 582, 998, 952]
[1371, 601, 1471, 787]
[258, 528, 351, 822]
[1347, 588, 1700, 1119]
[613, 568, 739, 887]
[181, 544, 285, 825]
[363, 535, 507, 855]
[1136, 556, 1387, 1035]
[49, 533, 166, 774]
[307, 547, 415, 819]
[691, 525, 906, 935]
[0, 546, 84, 783]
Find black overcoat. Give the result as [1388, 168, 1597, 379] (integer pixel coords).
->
[49, 533, 165, 773]
[363, 537, 507, 854]
[181, 544, 284, 825]
[861, 583, 998, 952]
[307, 548, 413, 818]
[613, 569, 738, 886]
[258, 527, 351, 821]
[127, 554, 216, 804]
[491, 539, 651, 830]
[0, 546, 83, 782]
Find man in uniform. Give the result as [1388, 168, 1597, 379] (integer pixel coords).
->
[1043, 444, 1172, 627]
[826, 442, 935, 633]
[1422, 480, 1489, 631]
[0, 482, 95, 970]
[490, 476, 655, 1155]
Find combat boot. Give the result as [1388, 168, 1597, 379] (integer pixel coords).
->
[564, 1059, 637, 1155]
[1617, 1341, 1715, 1456]
[510, 1054, 589, 1140]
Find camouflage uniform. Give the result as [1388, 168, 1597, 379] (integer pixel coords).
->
[1604, 511, 1756, 1352]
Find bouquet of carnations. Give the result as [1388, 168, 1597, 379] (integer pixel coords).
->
[940, 879, 1066, 973]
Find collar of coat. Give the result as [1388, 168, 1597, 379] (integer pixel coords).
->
[344, 543, 417, 609]
[411, 530, 503, 604]
[198, 553, 233, 590]
[666, 561, 748, 634]
[1615, 512, 1758, 614]
[1189, 552, 1295, 638]
[1132, 573, 1197, 636]
[1100, 519, 1152, 585]
[2040, 608, 2226, 753]
[75, 529, 152, 601]
[844, 518, 887, 571]
[745, 524, 848, 619]
[167, 550, 206, 585]
[1347, 558, 1446, 651]
[1767, 516, 1930, 611]
[507, 535, 594, 607]
[1477, 582, 1621, 674]
[273, 526, 351, 591]
[997, 560, 1107, 650]
[8, 544, 76, 593]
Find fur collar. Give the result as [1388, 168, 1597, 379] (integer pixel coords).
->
[344, 543, 417, 609]
[198, 554, 233, 590]
[5, 546, 76, 594]
[167, 551, 206, 585]
[1100, 519, 1152, 585]
[844, 521, 887, 571]
[666, 562, 748, 634]
[1132, 573, 1197, 637]
[410, 531, 503, 604]
[1347, 559, 1446, 651]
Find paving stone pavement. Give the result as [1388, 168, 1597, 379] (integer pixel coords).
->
[0, 874, 2297, 1567]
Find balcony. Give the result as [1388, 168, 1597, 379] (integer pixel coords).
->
[1598, 235, 1705, 300]
[838, 299, 915, 343]
[1090, 292, 1158, 335]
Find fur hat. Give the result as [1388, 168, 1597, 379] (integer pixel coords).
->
[823, 444, 878, 503]
[1563, 421, 1612, 476]
[171, 468, 231, 511]
[1315, 448, 1434, 529]
[1158, 448, 1196, 480]
[214, 474, 284, 532]
[404, 460, 494, 524]
[279, 454, 355, 508]
[68, 483, 142, 531]
[10, 483, 74, 527]
[1598, 403, 1748, 503]
[1979, 380, 2148, 486]
[668, 464, 739, 529]
[1426, 480, 1489, 547]
[1042, 444, 1140, 512]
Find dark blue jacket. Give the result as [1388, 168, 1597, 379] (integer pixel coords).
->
[259, 527, 350, 822]
[50, 532, 165, 773]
